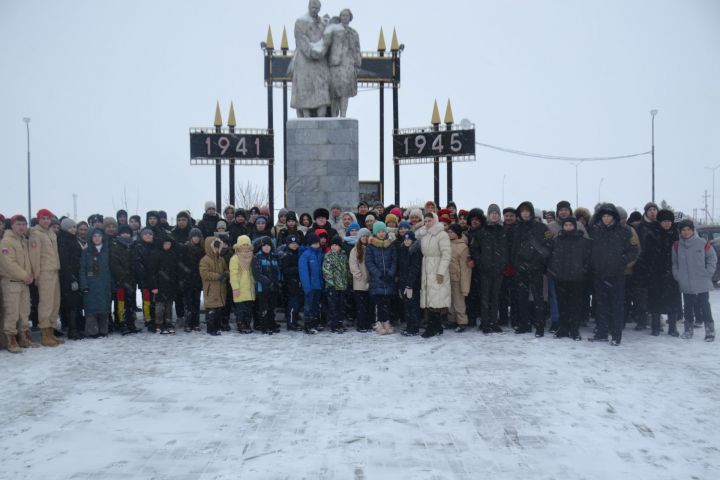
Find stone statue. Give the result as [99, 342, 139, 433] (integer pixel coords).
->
[326, 9, 361, 118]
[290, 0, 331, 117]
[291, 2, 361, 118]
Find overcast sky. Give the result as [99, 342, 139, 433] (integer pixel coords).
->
[2, 0, 719, 222]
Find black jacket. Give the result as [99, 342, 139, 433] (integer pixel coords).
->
[397, 240, 422, 291]
[644, 225, 682, 314]
[548, 230, 592, 282]
[57, 229, 83, 308]
[228, 222, 250, 245]
[110, 236, 135, 290]
[512, 202, 552, 274]
[280, 247, 302, 295]
[177, 241, 205, 291]
[478, 223, 507, 275]
[589, 204, 639, 278]
[154, 243, 179, 301]
[198, 213, 221, 239]
[132, 240, 158, 290]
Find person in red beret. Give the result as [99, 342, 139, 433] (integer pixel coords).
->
[425, 201, 437, 215]
[29, 209, 64, 347]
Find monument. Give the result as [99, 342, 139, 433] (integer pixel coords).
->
[286, 0, 361, 213]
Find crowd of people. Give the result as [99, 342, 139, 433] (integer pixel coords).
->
[0, 198, 716, 354]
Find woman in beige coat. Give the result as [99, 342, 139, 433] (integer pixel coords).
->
[417, 213, 452, 337]
[349, 228, 372, 332]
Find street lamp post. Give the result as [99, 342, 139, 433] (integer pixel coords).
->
[705, 164, 720, 223]
[650, 109, 658, 202]
[501, 174, 506, 208]
[598, 177, 604, 204]
[23, 117, 31, 221]
[572, 160, 584, 208]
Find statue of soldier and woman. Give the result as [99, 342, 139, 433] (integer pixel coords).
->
[290, 0, 361, 118]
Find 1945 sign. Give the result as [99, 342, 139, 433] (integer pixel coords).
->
[190, 130, 274, 160]
[393, 128, 475, 161]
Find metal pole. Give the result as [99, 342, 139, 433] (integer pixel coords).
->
[650, 109, 658, 202]
[598, 177, 604, 204]
[575, 163, 579, 208]
[501, 174, 506, 208]
[215, 124, 222, 211]
[433, 123, 440, 207]
[379, 64, 385, 203]
[23, 117, 31, 220]
[445, 121, 453, 204]
[282, 43, 289, 208]
[392, 52, 400, 206]
[267, 51, 275, 223]
[229, 124, 235, 206]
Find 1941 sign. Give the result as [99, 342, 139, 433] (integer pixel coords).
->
[190, 130, 274, 161]
[393, 128, 475, 162]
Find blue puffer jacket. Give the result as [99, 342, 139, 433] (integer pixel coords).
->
[299, 245, 324, 293]
[366, 238, 397, 295]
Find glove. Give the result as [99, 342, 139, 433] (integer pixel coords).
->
[71, 281, 79, 292]
[436, 274, 444, 284]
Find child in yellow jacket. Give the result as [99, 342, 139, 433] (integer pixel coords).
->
[229, 235, 255, 334]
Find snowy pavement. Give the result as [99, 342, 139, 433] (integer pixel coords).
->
[2, 298, 719, 480]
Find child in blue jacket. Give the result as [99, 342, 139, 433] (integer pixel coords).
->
[299, 232, 324, 334]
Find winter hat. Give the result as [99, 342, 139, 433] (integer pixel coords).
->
[561, 216, 578, 229]
[224, 205, 236, 214]
[384, 213, 398, 226]
[390, 207, 402, 218]
[315, 228, 329, 239]
[644, 202, 659, 213]
[402, 231, 416, 241]
[373, 201, 384, 210]
[255, 215, 268, 225]
[502, 207, 516, 215]
[285, 210, 298, 222]
[118, 225, 132, 236]
[235, 208, 247, 219]
[278, 208, 288, 218]
[358, 228, 371, 239]
[313, 208, 330, 220]
[10, 215, 27, 226]
[176, 210, 190, 221]
[36, 208, 54, 219]
[439, 214, 452, 224]
[250, 206, 261, 215]
[372, 221, 387, 236]
[409, 208, 423, 219]
[103, 216, 118, 228]
[657, 209, 675, 223]
[398, 220, 411, 229]
[543, 211, 556, 220]
[260, 206, 271, 217]
[216, 220, 227, 230]
[616, 206, 628, 220]
[556, 201, 572, 215]
[204, 201, 216, 212]
[446, 201, 458, 210]
[534, 207, 544, 220]
[189, 227, 202, 239]
[235, 235, 252, 249]
[628, 211, 642, 224]
[677, 219, 695, 231]
[330, 235, 343, 248]
[330, 202, 342, 211]
[448, 224, 464, 237]
[116, 209, 128, 220]
[158, 211, 168, 220]
[365, 213, 376, 223]
[259, 236, 274, 248]
[458, 209, 469, 218]
[425, 200, 436, 209]
[285, 234, 300, 246]
[60, 218, 76, 231]
[439, 208, 451, 217]
[487, 204, 501, 216]
[467, 208, 486, 226]
[306, 232, 321, 245]
[346, 222, 361, 235]
[140, 228, 154, 237]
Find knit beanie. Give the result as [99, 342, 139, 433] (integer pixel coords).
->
[358, 228, 371, 238]
[60, 218, 76, 231]
[330, 235, 343, 247]
[285, 210, 298, 222]
[372, 221, 387, 236]
[140, 228, 154, 237]
[390, 207, 402, 218]
[556, 201, 572, 214]
[644, 202, 659, 213]
[346, 222, 361, 235]
[402, 231, 416, 241]
[176, 211, 190, 221]
[616, 206, 628, 220]
[216, 220, 227, 230]
[384, 213, 398, 226]
[657, 209, 675, 223]
[204, 201, 216, 212]
[278, 208, 288, 218]
[103, 216, 118, 228]
[627, 211, 642, 224]
[398, 220, 411, 229]
[306, 232, 321, 245]
[677, 219, 695, 231]
[487, 204, 501, 216]
[189, 227, 202, 239]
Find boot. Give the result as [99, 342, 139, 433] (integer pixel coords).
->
[667, 314, 679, 337]
[40, 328, 59, 347]
[18, 330, 40, 348]
[650, 314, 661, 336]
[304, 316, 318, 334]
[6, 334, 22, 354]
[422, 312, 440, 338]
[634, 314, 648, 331]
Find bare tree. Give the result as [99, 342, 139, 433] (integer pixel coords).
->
[224, 180, 269, 210]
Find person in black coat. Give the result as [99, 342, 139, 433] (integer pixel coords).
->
[198, 201, 221, 239]
[228, 209, 250, 245]
[307, 208, 339, 242]
[644, 209, 682, 336]
[629, 202, 659, 330]
[277, 211, 306, 247]
[512, 201, 552, 337]
[499, 207, 518, 328]
[547, 217, 591, 340]
[110, 225, 140, 334]
[153, 237, 179, 333]
[178, 228, 205, 332]
[279, 234, 303, 331]
[465, 207, 486, 327]
[57, 219, 84, 339]
[132, 228, 159, 327]
[588, 203, 640, 345]
[397, 231, 422, 335]
[478, 204, 508, 333]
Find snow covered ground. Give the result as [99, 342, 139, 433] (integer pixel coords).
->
[2, 294, 719, 480]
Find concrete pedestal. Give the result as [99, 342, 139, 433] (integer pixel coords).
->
[286, 118, 359, 214]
